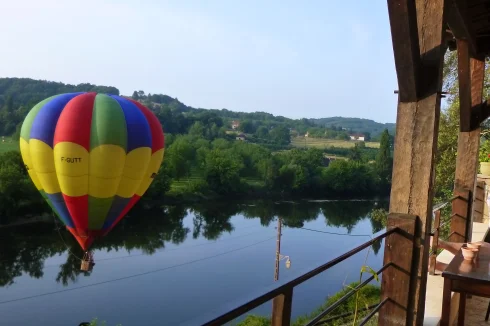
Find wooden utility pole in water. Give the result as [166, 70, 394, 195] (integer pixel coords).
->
[271, 217, 283, 325]
[274, 217, 282, 281]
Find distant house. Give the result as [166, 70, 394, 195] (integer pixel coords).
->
[231, 120, 240, 130]
[236, 133, 247, 141]
[305, 132, 310, 138]
[349, 134, 365, 141]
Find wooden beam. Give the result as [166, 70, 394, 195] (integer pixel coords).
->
[382, 0, 446, 324]
[379, 214, 418, 326]
[446, 0, 478, 56]
[453, 47, 485, 242]
[458, 39, 472, 132]
[471, 101, 490, 128]
[387, 0, 421, 102]
[458, 40, 486, 132]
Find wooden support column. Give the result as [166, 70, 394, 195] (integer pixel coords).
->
[379, 214, 418, 326]
[452, 39, 485, 242]
[381, 0, 446, 325]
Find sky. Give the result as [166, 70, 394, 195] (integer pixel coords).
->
[0, 0, 398, 123]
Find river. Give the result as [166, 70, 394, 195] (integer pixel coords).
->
[0, 199, 387, 326]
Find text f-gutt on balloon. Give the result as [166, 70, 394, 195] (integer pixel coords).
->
[19, 92, 165, 251]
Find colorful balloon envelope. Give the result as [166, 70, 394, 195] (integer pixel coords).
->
[19, 92, 165, 251]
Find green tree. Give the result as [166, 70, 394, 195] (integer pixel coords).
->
[257, 158, 278, 188]
[145, 164, 173, 200]
[255, 126, 269, 139]
[375, 129, 392, 186]
[435, 99, 459, 199]
[165, 136, 195, 179]
[204, 149, 244, 194]
[270, 126, 291, 145]
[131, 91, 139, 100]
[188, 121, 205, 137]
[238, 120, 255, 133]
[349, 143, 363, 162]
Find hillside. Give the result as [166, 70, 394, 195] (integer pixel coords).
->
[0, 77, 394, 139]
[310, 117, 396, 136]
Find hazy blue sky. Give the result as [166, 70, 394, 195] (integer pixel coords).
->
[0, 0, 398, 123]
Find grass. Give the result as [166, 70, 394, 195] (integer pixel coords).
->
[0, 138, 19, 153]
[168, 171, 266, 195]
[291, 137, 380, 149]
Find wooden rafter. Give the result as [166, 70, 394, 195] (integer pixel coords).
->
[458, 39, 472, 131]
[387, 0, 421, 102]
[446, 0, 478, 56]
[472, 101, 490, 127]
[457, 39, 486, 132]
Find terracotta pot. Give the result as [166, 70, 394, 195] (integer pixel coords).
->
[461, 247, 478, 260]
[467, 242, 482, 250]
[480, 162, 490, 176]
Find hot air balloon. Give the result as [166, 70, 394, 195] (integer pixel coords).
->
[19, 92, 165, 270]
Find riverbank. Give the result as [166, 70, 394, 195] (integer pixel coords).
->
[84, 283, 381, 326]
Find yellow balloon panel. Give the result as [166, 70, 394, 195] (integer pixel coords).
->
[88, 145, 126, 198]
[89, 145, 126, 178]
[136, 148, 165, 197]
[116, 147, 152, 198]
[54, 142, 89, 197]
[29, 139, 60, 194]
[89, 175, 122, 198]
[20, 138, 42, 191]
[29, 140, 56, 173]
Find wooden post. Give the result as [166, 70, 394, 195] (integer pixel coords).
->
[379, 214, 419, 325]
[429, 210, 441, 275]
[452, 39, 485, 242]
[271, 288, 293, 326]
[382, 0, 446, 324]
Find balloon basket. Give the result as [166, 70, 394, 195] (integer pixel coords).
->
[80, 252, 94, 272]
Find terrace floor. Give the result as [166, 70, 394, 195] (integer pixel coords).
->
[460, 296, 490, 326]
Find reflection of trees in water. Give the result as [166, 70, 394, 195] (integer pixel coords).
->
[0, 199, 387, 288]
[56, 245, 90, 286]
[240, 200, 276, 226]
[277, 202, 320, 228]
[240, 201, 320, 228]
[99, 204, 190, 254]
[321, 201, 375, 233]
[190, 202, 239, 240]
[0, 223, 65, 287]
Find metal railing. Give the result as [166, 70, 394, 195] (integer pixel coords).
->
[185, 227, 399, 326]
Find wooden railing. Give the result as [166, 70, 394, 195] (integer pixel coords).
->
[428, 192, 470, 275]
[186, 227, 403, 326]
[429, 195, 460, 275]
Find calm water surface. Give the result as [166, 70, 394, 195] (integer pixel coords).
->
[0, 199, 387, 326]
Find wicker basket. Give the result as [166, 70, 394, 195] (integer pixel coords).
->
[80, 260, 90, 271]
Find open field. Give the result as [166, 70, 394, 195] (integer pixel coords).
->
[291, 137, 380, 149]
[0, 139, 19, 153]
